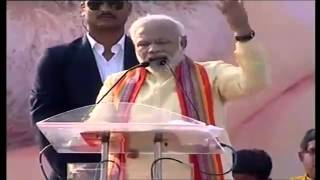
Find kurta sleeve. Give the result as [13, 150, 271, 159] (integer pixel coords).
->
[206, 38, 270, 102]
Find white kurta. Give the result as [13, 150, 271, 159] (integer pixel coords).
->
[93, 38, 269, 179]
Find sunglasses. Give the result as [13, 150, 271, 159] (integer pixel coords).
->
[87, 1, 125, 11]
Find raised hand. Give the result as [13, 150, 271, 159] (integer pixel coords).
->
[215, 0, 253, 36]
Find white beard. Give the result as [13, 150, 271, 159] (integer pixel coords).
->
[143, 48, 185, 82]
[165, 48, 185, 69]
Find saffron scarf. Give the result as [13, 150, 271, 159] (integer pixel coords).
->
[111, 57, 224, 180]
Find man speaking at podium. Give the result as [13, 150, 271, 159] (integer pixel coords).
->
[95, 0, 269, 179]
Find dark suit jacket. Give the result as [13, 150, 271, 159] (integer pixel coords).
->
[30, 35, 139, 180]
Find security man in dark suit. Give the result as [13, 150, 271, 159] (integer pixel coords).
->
[30, 1, 138, 179]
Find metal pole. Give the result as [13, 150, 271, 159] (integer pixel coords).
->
[100, 132, 110, 180]
[154, 133, 163, 180]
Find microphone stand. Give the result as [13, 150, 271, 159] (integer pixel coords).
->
[95, 57, 168, 180]
[96, 57, 168, 104]
[96, 62, 150, 104]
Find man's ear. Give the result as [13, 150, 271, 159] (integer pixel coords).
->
[80, 1, 86, 17]
[298, 152, 304, 162]
[180, 35, 187, 49]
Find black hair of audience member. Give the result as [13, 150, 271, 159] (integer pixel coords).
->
[232, 149, 273, 180]
[297, 128, 315, 179]
[300, 128, 315, 151]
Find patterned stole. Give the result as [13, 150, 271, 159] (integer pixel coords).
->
[111, 57, 224, 180]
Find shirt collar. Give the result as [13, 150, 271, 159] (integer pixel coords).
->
[86, 32, 126, 54]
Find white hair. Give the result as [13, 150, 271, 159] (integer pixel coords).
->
[129, 14, 186, 41]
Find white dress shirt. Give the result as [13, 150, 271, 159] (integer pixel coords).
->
[86, 33, 125, 83]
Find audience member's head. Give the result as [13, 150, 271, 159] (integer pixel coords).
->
[298, 128, 315, 179]
[232, 149, 273, 180]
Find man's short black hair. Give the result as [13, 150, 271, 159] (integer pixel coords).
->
[300, 128, 315, 151]
[232, 149, 273, 179]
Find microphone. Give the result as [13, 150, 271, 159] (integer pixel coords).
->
[148, 57, 167, 66]
[159, 59, 167, 65]
[96, 57, 166, 104]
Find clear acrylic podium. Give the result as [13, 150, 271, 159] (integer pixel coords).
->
[37, 102, 225, 180]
